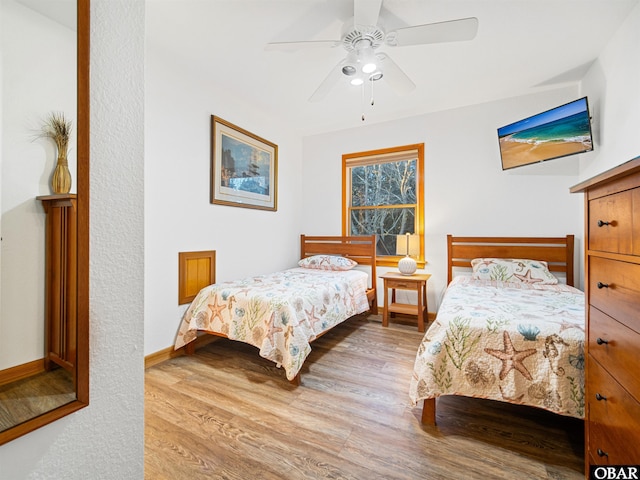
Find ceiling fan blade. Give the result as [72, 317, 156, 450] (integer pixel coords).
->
[376, 53, 415, 95]
[386, 17, 478, 47]
[354, 0, 382, 26]
[265, 40, 341, 52]
[309, 60, 346, 102]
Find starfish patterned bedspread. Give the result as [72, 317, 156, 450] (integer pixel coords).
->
[409, 276, 585, 418]
[174, 267, 370, 380]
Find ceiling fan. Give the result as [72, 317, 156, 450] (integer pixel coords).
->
[265, 0, 479, 102]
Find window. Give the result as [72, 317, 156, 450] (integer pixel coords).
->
[342, 144, 424, 267]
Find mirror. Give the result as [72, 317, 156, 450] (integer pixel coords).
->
[0, 0, 88, 444]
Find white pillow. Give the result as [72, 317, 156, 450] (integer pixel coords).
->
[298, 255, 357, 271]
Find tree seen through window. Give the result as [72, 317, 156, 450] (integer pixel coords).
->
[343, 144, 424, 264]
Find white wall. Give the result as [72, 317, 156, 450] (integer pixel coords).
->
[302, 87, 586, 307]
[0, 0, 145, 478]
[579, 1, 640, 180]
[1, 0, 76, 369]
[143, 44, 304, 355]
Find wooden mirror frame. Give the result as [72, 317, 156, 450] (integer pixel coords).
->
[0, 0, 89, 445]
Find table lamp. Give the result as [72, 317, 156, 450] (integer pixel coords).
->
[396, 233, 419, 275]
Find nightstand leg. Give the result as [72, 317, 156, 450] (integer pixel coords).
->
[417, 283, 424, 332]
[390, 288, 396, 318]
[382, 281, 389, 327]
[422, 282, 428, 330]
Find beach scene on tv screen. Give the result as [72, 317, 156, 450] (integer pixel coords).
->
[498, 98, 593, 169]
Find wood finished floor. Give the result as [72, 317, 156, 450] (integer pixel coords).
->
[145, 315, 584, 480]
[0, 368, 75, 431]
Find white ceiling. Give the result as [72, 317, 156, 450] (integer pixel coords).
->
[147, 0, 638, 136]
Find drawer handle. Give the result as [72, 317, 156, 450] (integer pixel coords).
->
[597, 282, 609, 289]
[597, 220, 612, 227]
[597, 448, 608, 458]
[596, 337, 609, 345]
[595, 393, 607, 401]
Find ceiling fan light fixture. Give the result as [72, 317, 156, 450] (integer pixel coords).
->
[342, 65, 357, 76]
[369, 71, 383, 81]
[358, 45, 378, 74]
[362, 62, 377, 74]
[350, 77, 364, 86]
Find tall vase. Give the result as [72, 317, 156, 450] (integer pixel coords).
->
[51, 150, 72, 194]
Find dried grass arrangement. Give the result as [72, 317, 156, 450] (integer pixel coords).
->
[38, 112, 73, 194]
[39, 112, 72, 154]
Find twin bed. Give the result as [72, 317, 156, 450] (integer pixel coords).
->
[174, 233, 585, 425]
[174, 235, 377, 383]
[410, 235, 585, 424]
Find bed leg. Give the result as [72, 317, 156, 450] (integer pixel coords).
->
[421, 398, 436, 425]
[185, 342, 196, 355]
[289, 373, 301, 386]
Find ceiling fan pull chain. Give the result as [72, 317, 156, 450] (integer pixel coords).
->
[361, 82, 366, 121]
[370, 76, 375, 106]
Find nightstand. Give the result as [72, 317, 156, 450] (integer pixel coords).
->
[381, 272, 431, 332]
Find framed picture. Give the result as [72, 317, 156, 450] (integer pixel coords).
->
[210, 115, 278, 211]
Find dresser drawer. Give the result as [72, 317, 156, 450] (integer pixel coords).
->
[588, 190, 634, 254]
[589, 307, 640, 397]
[589, 256, 640, 333]
[587, 355, 640, 464]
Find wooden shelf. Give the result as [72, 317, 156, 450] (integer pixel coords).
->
[388, 302, 426, 316]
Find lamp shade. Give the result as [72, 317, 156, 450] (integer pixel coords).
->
[396, 234, 420, 256]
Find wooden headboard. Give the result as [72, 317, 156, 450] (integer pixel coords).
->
[300, 234, 378, 313]
[447, 235, 575, 286]
[177, 236, 379, 312]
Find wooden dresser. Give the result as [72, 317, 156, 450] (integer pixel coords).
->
[571, 157, 640, 471]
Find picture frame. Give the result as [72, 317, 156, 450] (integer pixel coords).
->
[210, 115, 278, 211]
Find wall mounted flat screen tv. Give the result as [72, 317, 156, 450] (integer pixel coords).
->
[498, 97, 593, 170]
